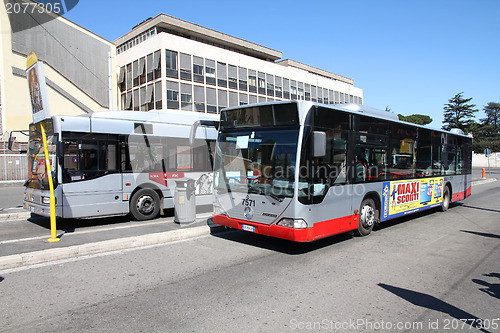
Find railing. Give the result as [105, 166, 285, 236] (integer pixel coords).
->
[0, 154, 28, 181]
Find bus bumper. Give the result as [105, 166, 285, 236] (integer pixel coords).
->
[213, 214, 314, 242]
[23, 200, 62, 217]
[213, 214, 358, 242]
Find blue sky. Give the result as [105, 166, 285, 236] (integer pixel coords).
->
[64, 0, 499, 129]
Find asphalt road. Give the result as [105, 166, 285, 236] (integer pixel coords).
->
[0, 175, 498, 332]
[0, 181, 24, 211]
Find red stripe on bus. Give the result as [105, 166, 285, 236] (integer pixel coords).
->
[213, 214, 358, 242]
[452, 186, 472, 202]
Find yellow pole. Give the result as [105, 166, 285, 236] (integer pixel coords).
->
[40, 121, 60, 242]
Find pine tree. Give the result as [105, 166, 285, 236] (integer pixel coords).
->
[442, 92, 478, 133]
[481, 102, 500, 128]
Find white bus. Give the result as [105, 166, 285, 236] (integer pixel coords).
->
[212, 101, 472, 242]
[24, 110, 218, 220]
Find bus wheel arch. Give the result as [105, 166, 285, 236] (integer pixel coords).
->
[439, 183, 452, 212]
[355, 193, 380, 236]
[129, 185, 162, 221]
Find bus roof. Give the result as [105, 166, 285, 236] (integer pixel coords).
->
[61, 109, 220, 126]
[222, 100, 471, 138]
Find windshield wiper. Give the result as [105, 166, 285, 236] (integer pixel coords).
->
[247, 183, 283, 202]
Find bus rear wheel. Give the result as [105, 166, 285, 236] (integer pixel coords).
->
[355, 198, 376, 236]
[130, 188, 160, 221]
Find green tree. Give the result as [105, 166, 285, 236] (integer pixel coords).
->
[471, 102, 500, 152]
[442, 92, 478, 133]
[398, 114, 432, 125]
[481, 102, 500, 128]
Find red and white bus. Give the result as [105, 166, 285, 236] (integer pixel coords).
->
[212, 101, 472, 241]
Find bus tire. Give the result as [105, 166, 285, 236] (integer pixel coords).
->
[355, 198, 376, 236]
[130, 188, 160, 221]
[439, 186, 451, 212]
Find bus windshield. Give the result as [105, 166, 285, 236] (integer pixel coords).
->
[26, 121, 57, 190]
[214, 127, 299, 198]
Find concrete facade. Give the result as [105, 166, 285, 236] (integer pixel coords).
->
[0, 0, 117, 145]
[114, 14, 363, 114]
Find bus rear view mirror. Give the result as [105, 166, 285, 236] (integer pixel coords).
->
[8, 132, 15, 151]
[313, 131, 327, 158]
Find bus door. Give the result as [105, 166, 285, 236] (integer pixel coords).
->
[61, 139, 125, 218]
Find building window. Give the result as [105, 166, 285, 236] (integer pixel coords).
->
[283, 78, 290, 99]
[166, 81, 179, 109]
[275, 76, 282, 98]
[126, 63, 132, 90]
[218, 89, 227, 113]
[205, 59, 216, 85]
[239, 93, 248, 106]
[238, 67, 247, 91]
[329, 90, 334, 104]
[146, 53, 154, 82]
[194, 85, 205, 112]
[217, 62, 227, 87]
[340, 92, 345, 103]
[266, 74, 274, 96]
[138, 57, 146, 85]
[305, 84, 310, 101]
[155, 81, 162, 109]
[249, 95, 257, 104]
[311, 85, 316, 102]
[181, 83, 192, 111]
[118, 66, 126, 92]
[133, 60, 140, 87]
[290, 80, 297, 100]
[229, 91, 238, 107]
[228, 65, 237, 89]
[133, 89, 139, 111]
[146, 84, 155, 110]
[298, 82, 304, 100]
[206, 87, 217, 113]
[317, 87, 323, 103]
[180, 53, 192, 81]
[165, 50, 178, 78]
[154, 50, 161, 80]
[258, 72, 266, 95]
[248, 70, 257, 93]
[193, 56, 204, 83]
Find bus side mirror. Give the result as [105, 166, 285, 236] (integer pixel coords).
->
[57, 141, 65, 158]
[8, 132, 15, 151]
[313, 131, 326, 158]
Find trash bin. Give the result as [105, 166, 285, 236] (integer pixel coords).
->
[174, 179, 196, 223]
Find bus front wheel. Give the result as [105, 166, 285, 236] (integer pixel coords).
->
[130, 188, 160, 221]
[355, 198, 376, 236]
[439, 186, 451, 212]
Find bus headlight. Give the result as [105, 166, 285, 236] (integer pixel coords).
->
[277, 218, 308, 229]
[42, 196, 55, 204]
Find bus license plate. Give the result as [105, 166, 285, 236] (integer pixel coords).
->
[242, 224, 255, 232]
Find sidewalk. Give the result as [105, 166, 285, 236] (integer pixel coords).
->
[0, 212, 222, 271]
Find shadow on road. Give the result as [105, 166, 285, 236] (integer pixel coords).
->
[378, 283, 491, 332]
[212, 229, 354, 255]
[472, 273, 500, 300]
[460, 230, 500, 239]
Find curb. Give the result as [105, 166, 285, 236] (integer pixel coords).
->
[0, 225, 211, 271]
[471, 178, 497, 186]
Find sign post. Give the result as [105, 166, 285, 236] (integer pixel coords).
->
[26, 52, 59, 242]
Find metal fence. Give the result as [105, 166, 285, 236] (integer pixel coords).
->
[0, 154, 28, 181]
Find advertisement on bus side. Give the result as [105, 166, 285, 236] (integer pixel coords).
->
[381, 177, 444, 221]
